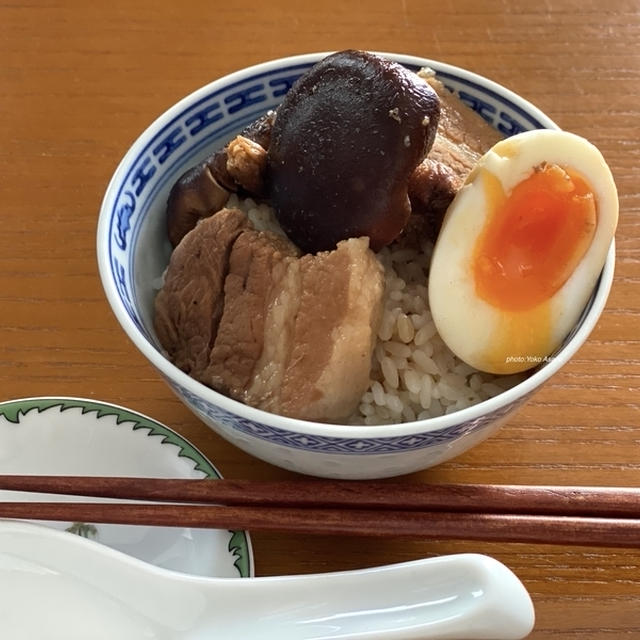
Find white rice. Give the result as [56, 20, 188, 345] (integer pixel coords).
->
[228, 194, 525, 426]
[351, 240, 525, 425]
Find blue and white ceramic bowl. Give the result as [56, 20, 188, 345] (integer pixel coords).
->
[97, 52, 615, 479]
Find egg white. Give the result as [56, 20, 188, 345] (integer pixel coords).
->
[428, 129, 618, 374]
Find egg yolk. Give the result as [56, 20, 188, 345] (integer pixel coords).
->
[473, 163, 596, 311]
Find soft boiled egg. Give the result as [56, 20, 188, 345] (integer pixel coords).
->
[428, 129, 618, 374]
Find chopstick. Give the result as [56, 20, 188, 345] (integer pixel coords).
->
[0, 476, 638, 548]
[0, 475, 638, 516]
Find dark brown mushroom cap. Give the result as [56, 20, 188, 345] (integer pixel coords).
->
[166, 163, 230, 248]
[165, 111, 276, 247]
[267, 50, 441, 253]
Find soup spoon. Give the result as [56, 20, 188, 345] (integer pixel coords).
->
[0, 520, 534, 639]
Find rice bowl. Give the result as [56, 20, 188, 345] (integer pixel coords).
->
[97, 52, 615, 478]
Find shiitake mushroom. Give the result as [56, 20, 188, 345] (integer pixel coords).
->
[267, 49, 441, 253]
[166, 111, 276, 247]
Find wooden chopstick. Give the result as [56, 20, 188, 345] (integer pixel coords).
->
[0, 500, 639, 548]
[0, 476, 638, 548]
[0, 475, 638, 517]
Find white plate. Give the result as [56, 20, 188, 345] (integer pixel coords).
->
[0, 397, 253, 578]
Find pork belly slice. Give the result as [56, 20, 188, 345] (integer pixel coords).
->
[275, 237, 384, 422]
[407, 70, 504, 241]
[155, 211, 384, 422]
[153, 208, 249, 378]
[243, 251, 302, 411]
[208, 235, 384, 423]
[421, 70, 503, 173]
[203, 227, 300, 399]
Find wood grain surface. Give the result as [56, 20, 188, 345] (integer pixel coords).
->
[1, 1, 639, 637]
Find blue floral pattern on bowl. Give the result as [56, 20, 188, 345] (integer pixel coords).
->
[169, 377, 532, 455]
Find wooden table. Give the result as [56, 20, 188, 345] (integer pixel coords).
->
[1, 1, 638, 637]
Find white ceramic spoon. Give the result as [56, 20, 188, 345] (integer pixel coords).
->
[0, 520, 534, 639]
